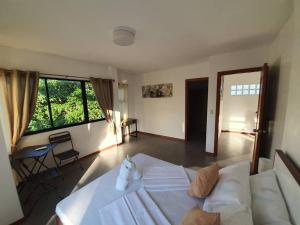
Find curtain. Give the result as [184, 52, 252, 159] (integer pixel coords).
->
[0, 69, 39, 153]
[90, 78, 114, 123]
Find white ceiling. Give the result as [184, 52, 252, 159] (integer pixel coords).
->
[0, 0, 293, 73]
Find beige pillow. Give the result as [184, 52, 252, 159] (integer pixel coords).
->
[180, 207, 220, 225]
[188, 163, 219, 198]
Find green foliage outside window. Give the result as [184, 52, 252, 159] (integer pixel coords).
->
[85, 82, 105, 121]
[28, 79, 51, 131]
[47, 79, 84, 127]
[27, 77, 104, 133]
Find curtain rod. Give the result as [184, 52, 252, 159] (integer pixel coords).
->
[41, 73, 115, 82]
[2, 69, 115, 82]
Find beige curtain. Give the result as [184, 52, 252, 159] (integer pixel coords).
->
[90, 77, 114, 123]
[0, 69, 39, 153]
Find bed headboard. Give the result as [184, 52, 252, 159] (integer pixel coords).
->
[274, 150, 300, 225]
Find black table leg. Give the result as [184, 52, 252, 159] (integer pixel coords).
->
[121, 126, 125, 143]
[135, 121, 138, 137]
[35, 153, 50, 174]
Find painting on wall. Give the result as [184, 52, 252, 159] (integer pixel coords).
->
[142, 83, 173, 98]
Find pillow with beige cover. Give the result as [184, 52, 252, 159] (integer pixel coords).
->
[188, 163, 219, 198]
[180, 206, 220, 225]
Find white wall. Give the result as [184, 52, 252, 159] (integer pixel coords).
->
[278, 2, 300, 167]
[0, 122, 23, 225]
[221, 72, 260, 133]
[266, 2, 300, 168]
[134, 46, 269, 153]
[117, 70, 138, 119]
[267, 14, 294, 159]
[134, 60, 210, 140]
[0, 46, 122, 159]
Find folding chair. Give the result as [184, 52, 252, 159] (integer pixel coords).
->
[49, 131, 83, 175]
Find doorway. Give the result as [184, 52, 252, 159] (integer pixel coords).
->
[214, 64, 269, 173]
[185, 78, 209, 145]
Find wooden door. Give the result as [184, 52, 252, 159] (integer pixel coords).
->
[251, 63, 269, 174]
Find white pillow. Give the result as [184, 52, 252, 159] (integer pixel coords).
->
[205, 204, 253, 225]
[203, 160, 251, 210]
[250, 170, 292, 225]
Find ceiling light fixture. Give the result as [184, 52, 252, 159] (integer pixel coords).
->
[113, 26, 136, 46]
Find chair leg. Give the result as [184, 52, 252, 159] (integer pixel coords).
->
[57, 159, 65, 180]
[76, 156, 84, 171]
[52, 156, 63, 178]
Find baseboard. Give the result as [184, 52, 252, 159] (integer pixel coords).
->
[60, 143, 121, 169]
[138, 131, 185, 141]
[78, 143, 121, 160]
[221, 130, 255, 136]
[206, 152, 216, 157]
[9, 217, 25, 225]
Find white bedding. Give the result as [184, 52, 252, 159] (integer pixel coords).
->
[99, 188, 171, 225]
[203, 161, 251, 210]
[56, 152, 296, 225]
[56, 154, 202, 225]
[142, 165, 190, 191]
[250, 170, 292, 225]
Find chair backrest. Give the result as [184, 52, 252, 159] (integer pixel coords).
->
[49, 131, 74, 149]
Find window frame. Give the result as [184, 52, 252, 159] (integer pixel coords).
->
[230, 83, 260, 96]
[25, 76, 105, 136]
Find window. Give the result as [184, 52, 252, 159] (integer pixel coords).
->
[27, 77, 105, 134]
[48, 79, 85, 127]
[230, 83, 260, 96]
[85, 82, 105, 121]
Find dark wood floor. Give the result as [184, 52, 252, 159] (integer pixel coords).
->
[20, 132, 253, 225]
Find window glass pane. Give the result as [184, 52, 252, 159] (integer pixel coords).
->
[249, 89, 256, 95]
[47, 79, 84, 127]
[236, 90, 242, 95]
[243, 84, 249, 90]
[27, 79, 51, 131]
[237, 85, 243, 90]
[250, 84, 256, 89]
[256, 89, 260, 95]
[85, 82, 105, 121]
[256, 84, 260, 89]
[231, 90, 237, 96]
[231, 85, 237, 90]
[243, 89, 249, 95]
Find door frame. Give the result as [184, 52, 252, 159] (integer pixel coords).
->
[214, 66, 263, 155]
[185, 77, 209, 141]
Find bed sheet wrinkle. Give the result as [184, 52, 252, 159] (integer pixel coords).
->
[99, 188, 171, 225]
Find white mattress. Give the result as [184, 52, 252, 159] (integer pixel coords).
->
[56, 153, 203, 225]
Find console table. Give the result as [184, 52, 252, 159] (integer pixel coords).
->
[121, 118, 138, 143]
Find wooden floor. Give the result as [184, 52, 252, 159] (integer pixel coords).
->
[19, 132, 254, 225]
[218, 132, 254, 159]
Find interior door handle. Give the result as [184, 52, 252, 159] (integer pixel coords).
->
[253, 129, 267, 134]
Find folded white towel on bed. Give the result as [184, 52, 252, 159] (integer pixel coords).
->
[142, 166, 190, 192]
[99, 188, 171, 225]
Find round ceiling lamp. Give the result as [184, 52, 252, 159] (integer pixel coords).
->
[113, 26, 136, 46]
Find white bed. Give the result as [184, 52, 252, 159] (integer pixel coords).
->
[273, 150, 300, 225]
[55, 150, 300, 225]
[56, 154, 202, 225]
